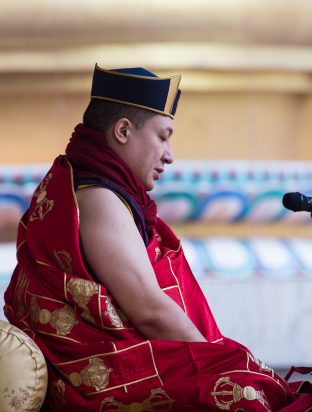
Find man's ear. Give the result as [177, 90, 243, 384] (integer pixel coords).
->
[113, 118, 132, 144]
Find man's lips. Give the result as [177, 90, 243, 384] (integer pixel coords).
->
[155, 168, 164, 174]
[154, 168, 164, 179]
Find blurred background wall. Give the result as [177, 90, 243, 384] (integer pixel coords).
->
[2, 0, 312, 163]
[1, 0, 312, 371]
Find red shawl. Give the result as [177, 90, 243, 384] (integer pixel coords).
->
[66, 123, 157, 243]
[4, 130, 312, 411]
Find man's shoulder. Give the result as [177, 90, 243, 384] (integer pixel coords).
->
[76, 186, 134, 222]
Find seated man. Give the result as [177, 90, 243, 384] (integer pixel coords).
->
[4, 65, 312, 411]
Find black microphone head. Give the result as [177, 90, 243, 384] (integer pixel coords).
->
[282, 192, 302, 212]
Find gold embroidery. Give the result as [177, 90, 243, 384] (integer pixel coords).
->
[163, 242, 181, 258]
[29, 173, 54, 221]
[147, 341, 163, 387]
[30, 328, 80, 343]
[16, 240, 27, 254]
[49, 306, 78, 335]
[67, 159, 79, 219]
[67, 278, 98, 323]
[104, 297, 124, 328]
[54, 250, 73, 273]
[154, 247, 161, 263]
[56, 341, 150, 366]
[29, 296, 78, 336]
[20, 219, 27, 229]
[210, 376, 271, 411]
[15, 269, 29, 319]
[100, 388, 174, 411]
[246, 352, 273, 374]
[50, 379, 66, 409]
[56, 341, 164, 396]
[69, 358, 112, 392]
[211, 337, 224, 344]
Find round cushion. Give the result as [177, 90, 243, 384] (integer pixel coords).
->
[0, 320, 48, 412]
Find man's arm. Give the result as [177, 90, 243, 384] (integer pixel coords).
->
[77, 187, 207, 342]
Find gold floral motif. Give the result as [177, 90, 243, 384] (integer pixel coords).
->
[67, 278, 99, 324]
[210, 376, 270, 411]
[29, 296, 40, 324]
[100, 388, 174, 412]
[67, 278, 99, 306]
[29, 173, 54, 222]
[54, 250, 73, 273]
[49, 305, 78, 336]
[68, 358, 112, 392]
[29, 296, 78, 336]
[104, 297, 124, 328]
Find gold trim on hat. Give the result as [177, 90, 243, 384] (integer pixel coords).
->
[164, 75, 181, 114]
[90, 96, 175, 118]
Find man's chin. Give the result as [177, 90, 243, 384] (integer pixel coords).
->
[144, 181, 155, 192]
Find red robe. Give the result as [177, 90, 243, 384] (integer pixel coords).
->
[4, 156, 312, 411]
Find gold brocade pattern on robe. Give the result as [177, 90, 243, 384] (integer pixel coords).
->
[210, 376, 271, 411]
[66, 278, 99, 324]
[68, 358, 112, 392]
[29, 296, 78, 336]
[29, 173, 54, 222]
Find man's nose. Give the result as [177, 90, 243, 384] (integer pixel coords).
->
[163, 143, 174, 164]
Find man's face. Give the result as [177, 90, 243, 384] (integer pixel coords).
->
[127, 114, 174, 191]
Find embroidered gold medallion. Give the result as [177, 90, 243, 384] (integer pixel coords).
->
[210, 376, 270, 411]
[49, 305, 78, 335]
[67, 278, 98, 323]
[29, 173, 54, 221]
[100, 388, 174, 412]
[29, 296, 78, 336]
[68, 358, 112, 392]
[67, 278, 99, 306]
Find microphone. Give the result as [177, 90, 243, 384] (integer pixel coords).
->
[282, 192, 312, 212]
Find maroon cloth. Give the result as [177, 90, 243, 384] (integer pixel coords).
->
[66, 123, 157, 241]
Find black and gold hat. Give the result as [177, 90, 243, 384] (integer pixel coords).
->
[91, 64, 181, 118]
